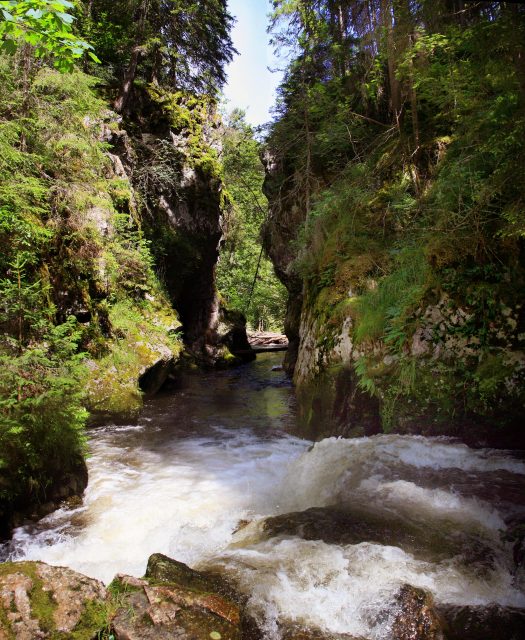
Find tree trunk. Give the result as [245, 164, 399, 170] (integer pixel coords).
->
[407, 33, 420, 154]
[381, 0, 401, 123]
[114, 0, 149, 113]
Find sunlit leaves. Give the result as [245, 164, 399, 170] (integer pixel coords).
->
[0, 0, 100, 71]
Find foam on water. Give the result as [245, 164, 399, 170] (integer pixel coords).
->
[210, 536, 525, 640]
[356, 478, 506, 531]
[3, 360, 524, 639]
[6, 428, 309, 583]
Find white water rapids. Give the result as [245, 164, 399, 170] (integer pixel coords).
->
[2, 353, 525, 639]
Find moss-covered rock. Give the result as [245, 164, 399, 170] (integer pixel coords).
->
[217, 305, 256, 364]
[110, 554, 242, 640]
[85, 300, 182, 418]
[0, 561, 109, 639]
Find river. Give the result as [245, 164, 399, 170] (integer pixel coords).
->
[2, 353, 525, 638]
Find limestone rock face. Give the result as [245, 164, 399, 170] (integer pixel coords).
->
[122, 87, 228, 365]
[263, 132, 524, 444]
[0, 561, 108, 640]
[111, 554, 242, 640]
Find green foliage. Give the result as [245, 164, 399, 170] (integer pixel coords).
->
[0, 266, 88, 510]
[0, 53, 183, 514]
[82, 0, 235, 99]
[0, 0, 99, 71]
[268, 2, 525, 429]
[216, 109, 287, 331]
[353, 247, 430, 347]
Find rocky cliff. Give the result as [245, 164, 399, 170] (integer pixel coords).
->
[263, 157, 525, 448]
[77, 83, 234, 415]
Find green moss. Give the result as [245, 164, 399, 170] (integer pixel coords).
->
[69, 599, 112, 640]
[0, 563, 56, 635]
[85, 299, 182, 416]
[194, 152, 223, 181]
[0, 562, 120, 640]
[0, 597, 15, 640]
[108, 577, 142, 597]
[213, 346, 241, 369]
[146, 84, 213, 154]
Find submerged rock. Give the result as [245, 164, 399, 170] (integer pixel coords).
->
[0, 561, 108, 639]
[280, 624, 361, 640]
[437, 604, 525, 640]
[111, 553, 242, 640]
[260, 505, 495, 565]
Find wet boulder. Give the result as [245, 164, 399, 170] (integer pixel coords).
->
[111, 553, 242, 640]
[0, 561, 108, 639]
[503, 518, 525, 574]
[391, 585, 444, 640]
[260, 506, 494, 566]
[437, 604, 525, 640]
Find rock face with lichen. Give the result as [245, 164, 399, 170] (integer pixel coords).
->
[82, 85, 234, 415]
[0, 556, 243, 640]
[0, 561, 108, 639]
[118, 86, 231, 366]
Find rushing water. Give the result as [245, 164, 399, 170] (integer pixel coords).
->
[2, 353, 525, 638]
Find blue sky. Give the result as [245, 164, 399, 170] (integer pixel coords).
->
[223, 0, 283, 127]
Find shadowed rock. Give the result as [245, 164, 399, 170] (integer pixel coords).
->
[437, 604, 525, 640]
[280, 624, 362, 640]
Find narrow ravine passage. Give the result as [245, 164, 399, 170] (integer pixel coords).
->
[2, 353, 525, 639]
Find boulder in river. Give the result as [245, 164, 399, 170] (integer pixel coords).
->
[391, 584, 444, 640]
[110, 553, 242, 640]
[259, 505, 495, 565]
[0, 561, 108, 639]
[217, 306, 256, 363]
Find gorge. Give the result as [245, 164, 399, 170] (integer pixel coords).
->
[1, 1, 525, 639]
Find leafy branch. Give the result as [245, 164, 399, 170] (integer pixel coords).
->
[0, 0, 100, 71]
